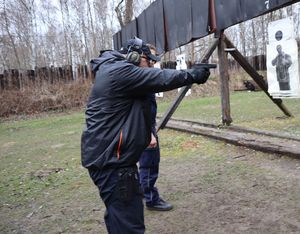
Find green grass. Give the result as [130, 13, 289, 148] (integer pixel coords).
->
[0, 111, 101, 233]
[0, 112, 86, 205]
[1, 91, 299, 207]
[1, 91, 300, 233]
[157, 91, 300, 134]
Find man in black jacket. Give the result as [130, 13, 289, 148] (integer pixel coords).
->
[81, 37, 210, 234]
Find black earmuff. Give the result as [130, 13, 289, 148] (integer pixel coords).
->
[126, 51, 141, 65]
[126, 37, 143, 65]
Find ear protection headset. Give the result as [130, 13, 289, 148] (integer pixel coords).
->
[126, 37, 144, 65]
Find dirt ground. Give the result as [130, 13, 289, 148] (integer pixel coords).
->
[1, 131, 300, 234]
[142, 136, 300, 234]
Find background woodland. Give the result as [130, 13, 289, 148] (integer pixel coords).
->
[0, 0, 300, 118]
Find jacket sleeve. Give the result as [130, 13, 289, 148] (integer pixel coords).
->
[110, 63, 194, 96]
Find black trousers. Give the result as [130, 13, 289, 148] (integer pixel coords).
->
[88, 166, 145, 234]
[279, 82, 290, 90]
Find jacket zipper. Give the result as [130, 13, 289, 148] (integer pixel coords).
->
[117, 129, 123, 160]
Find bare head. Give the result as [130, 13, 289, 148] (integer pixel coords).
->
[276, 44, 282, 54]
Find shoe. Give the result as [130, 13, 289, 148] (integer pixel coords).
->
[146, 198, 173, 211]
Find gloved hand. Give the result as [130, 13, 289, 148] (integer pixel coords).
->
[186, 68, 210, 84]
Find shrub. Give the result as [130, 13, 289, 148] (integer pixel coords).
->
[0, 80, 92, 118]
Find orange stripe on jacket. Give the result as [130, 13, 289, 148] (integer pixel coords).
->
[117, 130, 123, 160]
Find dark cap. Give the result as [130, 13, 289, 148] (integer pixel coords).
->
[126, 37, 160, 62]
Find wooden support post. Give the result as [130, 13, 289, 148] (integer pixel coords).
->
[223, 34, 293, 117]
[218, 32, 232, 125]
[157, 38, 219, 131]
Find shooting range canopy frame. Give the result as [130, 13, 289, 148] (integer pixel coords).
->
[113, 0, 299, 51]
[113, 0, 299, 128]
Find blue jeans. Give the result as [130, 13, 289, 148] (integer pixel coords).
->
[139, 145, 160, 206]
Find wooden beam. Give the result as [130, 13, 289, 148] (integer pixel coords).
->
[163, 118, 300, 158]
[157, 38, 219, 131]
[218, 32, 232, 125]
[223, 35, 293, 117]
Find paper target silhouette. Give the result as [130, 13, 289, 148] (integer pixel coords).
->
[267, 18, 300, 98]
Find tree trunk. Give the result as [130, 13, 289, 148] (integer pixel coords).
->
[3, 0, 21, 69]
[59, 0, 70, 65]
[239, 23, 247, 56]
[260, 15, 266, 55]
[251, 19, 258, 56]
[124, 0, 133, 25]
[115, 0, 133, 27]
[86, 0, 96, 58]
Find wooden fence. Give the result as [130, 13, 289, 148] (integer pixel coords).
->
[0, 65, 92, 90]
[0, 55, 266, 90]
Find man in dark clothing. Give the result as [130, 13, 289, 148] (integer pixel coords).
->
[81, 37, 211, 234]
[272, 44, 292, 90]
[139, 94, 173, 211]
[138, 45, 173, 211]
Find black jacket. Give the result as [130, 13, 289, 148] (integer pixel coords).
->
[81, 50, 196, 170]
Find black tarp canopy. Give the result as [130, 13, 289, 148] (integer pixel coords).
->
[113, 0, 299, 52]
[215, 0, 298, 30]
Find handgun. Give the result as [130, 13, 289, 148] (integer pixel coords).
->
[192, 63, 217, 69]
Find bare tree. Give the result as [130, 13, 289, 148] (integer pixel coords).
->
[18, 0, 37, 69]
[59, 0, 73, 65]
[86, 0, 96, 55]
[0, 0, 299, 73]
[239, 22, 247, 56]
[1, 0, 21, 69]
[260, 15, 267, 54]
[37, 1, 60, 67]
[94, 0, 113, 51]
[115, 0, 133, 27]
[250, 19, 258, 56]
